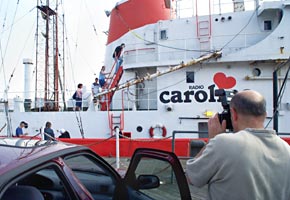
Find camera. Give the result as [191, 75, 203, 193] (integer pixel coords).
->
[214, 89, 238, 131]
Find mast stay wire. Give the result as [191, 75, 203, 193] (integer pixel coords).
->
[0, 3, 36, 95]
[58, 2, 85, 138]
[0, 0, 10, 34]
[114, 2, 259, 55]
[59, 11, 86, 138]
[4, 20, 36, 96]
[0, 0, 20, 97]
[220, 5, 259, 51]
[83, 0, 99, 37]
[115, 9, 214, 54]
[83, 0, 106, 75]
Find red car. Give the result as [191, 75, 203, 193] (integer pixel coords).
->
[0, 138, 191, 200]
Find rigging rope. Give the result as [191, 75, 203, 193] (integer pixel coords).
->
[0, 0, 20, 96]
[115, 9, 214, 53]
[220, 6, 259, 51]
[59, 2, 86, 138]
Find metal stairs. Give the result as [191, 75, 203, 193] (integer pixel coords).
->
[100, 66, 124, 111]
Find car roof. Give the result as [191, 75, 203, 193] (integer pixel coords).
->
[0, 138, 89, 187]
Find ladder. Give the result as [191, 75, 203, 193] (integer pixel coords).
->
[195, 0, 212, 51]
[108, 90, 125, 136]
[100, 66, 124, 111]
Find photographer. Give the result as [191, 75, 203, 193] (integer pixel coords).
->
[186, 90, 290, 200]
[15, 121, 28, 137]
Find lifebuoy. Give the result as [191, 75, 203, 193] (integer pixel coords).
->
[149, 124, 167, 138]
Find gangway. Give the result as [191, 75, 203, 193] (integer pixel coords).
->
[99, 66, 124, 111]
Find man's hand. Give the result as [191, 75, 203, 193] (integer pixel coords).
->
[208, 113, 226, 139]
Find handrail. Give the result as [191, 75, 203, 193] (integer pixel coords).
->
[171, 130, 208, 154]
[107, 60, 117, 87]
[120, 90, 125, 130]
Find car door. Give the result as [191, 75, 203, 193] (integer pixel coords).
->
[124, 148, 192, 200]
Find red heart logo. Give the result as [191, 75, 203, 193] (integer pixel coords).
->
[213, 72, 236, 89]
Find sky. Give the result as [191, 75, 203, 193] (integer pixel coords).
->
[0, 0, 119, 100]
[0, 0, 265, 101]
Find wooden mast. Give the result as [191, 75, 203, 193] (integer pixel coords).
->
[37, 0, 59, 111]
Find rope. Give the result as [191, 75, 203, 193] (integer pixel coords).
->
[220, 6, 259, 51]
[0, 0, 20, 96]
[115, 9, 214, 53]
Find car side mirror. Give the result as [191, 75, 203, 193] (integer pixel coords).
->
[137, 175, 160, 190]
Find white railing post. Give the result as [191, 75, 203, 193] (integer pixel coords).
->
[115, 126, 120, 170]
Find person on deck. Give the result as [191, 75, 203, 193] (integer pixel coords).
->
[58, 128, 71, 138]
[113, 43, 125, 74]
[75, 83, 83, 111]
[15, 121, 28, 137]
[186, 90, 290, 200]
[91, 77, 100, 103]
[99, 66, 110, 88]
[44, 121, 55, 140]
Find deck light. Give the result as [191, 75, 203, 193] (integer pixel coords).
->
[203, 110, 214, 117]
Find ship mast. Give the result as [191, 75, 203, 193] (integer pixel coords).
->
[36, 0, 63, 111]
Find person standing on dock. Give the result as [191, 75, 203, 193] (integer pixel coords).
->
[113, 43, 125, 74]
[186, 90, 290, 200]
[74, 83, 83, 111]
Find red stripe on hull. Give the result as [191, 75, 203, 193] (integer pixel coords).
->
[59, 138, 191, 157]
[60, 137, 290, 157]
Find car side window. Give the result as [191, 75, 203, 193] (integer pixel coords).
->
[2, 166, 72, 200]
[133, 157, 183, 200]
[63, 154, 117, 200]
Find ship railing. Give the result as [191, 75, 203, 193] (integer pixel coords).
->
[123, 32, 268, 66]
[171, 130, 208, 158]
[109, 87, 157, 111]
[176, 0, 261, 18]
[0, 87, 158, 112]
[0, 97, 91, 112]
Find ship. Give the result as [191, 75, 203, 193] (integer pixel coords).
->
[1, 0, 290, 157]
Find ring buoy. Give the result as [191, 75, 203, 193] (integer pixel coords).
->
[149, 124, 167, 138]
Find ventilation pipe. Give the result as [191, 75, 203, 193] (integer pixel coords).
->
[23, 58, 33, 111]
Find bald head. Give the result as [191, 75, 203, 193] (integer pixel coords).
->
[230, 90, 266, 117]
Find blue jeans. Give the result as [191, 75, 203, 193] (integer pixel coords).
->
[115, 57, 123, 74]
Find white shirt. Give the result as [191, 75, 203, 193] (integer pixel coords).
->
[186, 129, 290, 200]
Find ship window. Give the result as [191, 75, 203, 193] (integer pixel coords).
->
[160, 30, 168, 40]
[264, 20, 272, 31]
[186, 72, 195, 83]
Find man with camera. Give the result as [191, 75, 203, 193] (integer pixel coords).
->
[186, 90, 290, 200]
